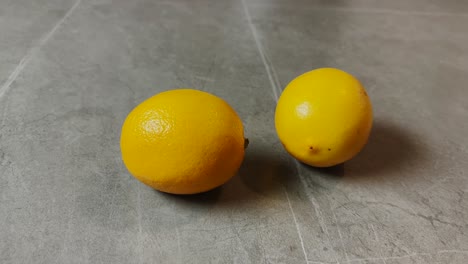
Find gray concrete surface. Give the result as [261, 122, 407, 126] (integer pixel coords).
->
[1, 0, 467, 263]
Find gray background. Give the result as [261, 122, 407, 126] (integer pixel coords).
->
[1, 0, 467, 263]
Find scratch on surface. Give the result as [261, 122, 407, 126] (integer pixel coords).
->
[232, 227, 251, 262]
[0, 0, 82, 101]
[269, 58, 283, 95]
[368, 200, 462, 229]
[242, 1, 311, 262]
[327, 6, 468, 18]
[11, 1, 87, 261]
[246, 2, 468, 18]
[194, 76, 215, 82]
[241, 0, 282, 101]
[331, 207, 349, 264]
[283, 188, 308, 264]
[438, 250, 468, 254]
[422, 176, 453, 194]
[106, 157, 123, 224]
[137, 184, 143, 264]
[176, 226, 182, 263]
[346, 252, 431, 263]
[346, 250, 468, 263]
[0, 99, 9, 131]
[369, 224, 379, 242]
[10, 166, 29, 193]
[292, 160, 341, 264]
[202, 56, 217, 89]
[370, 224, 387, 264]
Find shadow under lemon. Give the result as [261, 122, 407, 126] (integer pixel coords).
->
[160, 119, 427, 207]
[299, 120, 427, 182]
[157, 142, 298, 207]
[238, 149, 296, 194]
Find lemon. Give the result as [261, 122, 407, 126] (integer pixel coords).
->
[120, 89, 246, 194]
[275, 68, 372, 167]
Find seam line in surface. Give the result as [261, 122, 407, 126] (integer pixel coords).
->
[0, 0, 82, 100]
[241, 1, 346, 263]
[241, 0, 282, 101]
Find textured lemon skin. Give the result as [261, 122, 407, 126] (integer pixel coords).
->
[120, 89, 245, 194]
[275, 68, 373, 167]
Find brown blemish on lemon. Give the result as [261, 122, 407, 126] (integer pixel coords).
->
[308, 146, 320, 154]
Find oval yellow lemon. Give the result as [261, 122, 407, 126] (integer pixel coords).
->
[120, 89, 245, 194]
[275, 68, 372, 167]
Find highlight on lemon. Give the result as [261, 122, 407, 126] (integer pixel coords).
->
[120, 89, 246, 194]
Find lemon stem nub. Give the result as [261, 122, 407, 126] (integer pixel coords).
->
[244, 138, 249, 149]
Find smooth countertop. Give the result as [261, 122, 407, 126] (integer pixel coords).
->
[1, 0, 467, 263]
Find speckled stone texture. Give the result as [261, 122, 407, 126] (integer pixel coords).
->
[1, 0, 467, 263]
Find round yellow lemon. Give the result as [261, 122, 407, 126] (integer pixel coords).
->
[120, 89, 245, 194]
[275, 68, 372, 167]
